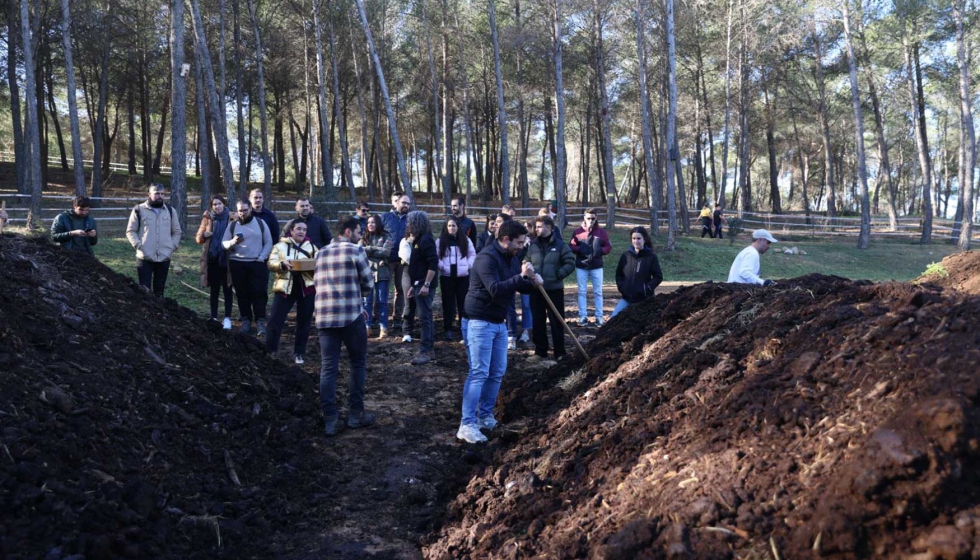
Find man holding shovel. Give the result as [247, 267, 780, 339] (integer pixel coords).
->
[457, 220, 542, 444]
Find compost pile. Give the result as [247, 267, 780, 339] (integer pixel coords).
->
[917, 250, 980, 296]
[0, 235, 324, 559]
[425, 275, 980, 559]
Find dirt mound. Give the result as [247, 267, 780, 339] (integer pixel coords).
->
[424, 275, 980, 559]
[917, 250, 980, 295]
[0, 234, 326, 559]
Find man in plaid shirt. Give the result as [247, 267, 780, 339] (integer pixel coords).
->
[315, 216, 375, 436]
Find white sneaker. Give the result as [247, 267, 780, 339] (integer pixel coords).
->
[402, 334, 413, 343]
[478, 416, 499, 431]
[518, 330, 530, 344]
[507, 337, 517, 350]
[456, 424, 488, 444]
[222, 317, 232, 330]
[294, 355, 304, 365]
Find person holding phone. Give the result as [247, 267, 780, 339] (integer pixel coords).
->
[51, 196, 99, 256]
[222, 200, 274, 334]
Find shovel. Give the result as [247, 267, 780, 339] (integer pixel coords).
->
[534, 283, 589, 361]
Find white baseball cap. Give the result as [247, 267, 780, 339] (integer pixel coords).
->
[753, 229, 778, 243]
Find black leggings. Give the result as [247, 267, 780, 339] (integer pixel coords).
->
[207, 258, 233, 319]
[439, 275, 469, 331]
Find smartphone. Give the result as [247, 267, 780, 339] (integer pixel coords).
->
[236, 233, 244, 239]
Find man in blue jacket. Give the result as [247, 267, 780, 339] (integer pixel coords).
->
[51, 196, 98, 255]
[381, 192, 411, 331]
[457, 220, 542, 444]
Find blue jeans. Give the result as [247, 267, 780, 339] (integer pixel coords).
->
[576, 268, 604, 321]
[507, 294, 533, 336]
[521, 294, 532, 330]
[410, 288, 435, 353]
[365, 280, 390, 329]
[611, 299, 630, 318]
[461, 320, 508, 427]
[318, 315, 368, 420]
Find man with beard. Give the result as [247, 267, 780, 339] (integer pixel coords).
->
[126, 184, 182, 296]
[52, 196, 99, 255]
[381, 192, 411, 332]
[450, 196, 478, 247]
[456, 220, 542, 444]
[223, 200, 274, 334]
[294, 197, 332, 248]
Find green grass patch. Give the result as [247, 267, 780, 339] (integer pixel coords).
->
[96, 236, 213, 315]
[584, 226, 959, 284]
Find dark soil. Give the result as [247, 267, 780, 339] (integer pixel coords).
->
[917, 250, 980, 296]
[0, 233, 482, 559]
[424, 275, 980, 559]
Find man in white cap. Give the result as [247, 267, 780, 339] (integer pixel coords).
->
[728, 229, 778, 286]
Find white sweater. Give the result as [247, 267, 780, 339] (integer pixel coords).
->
[727, 245, 764, 285]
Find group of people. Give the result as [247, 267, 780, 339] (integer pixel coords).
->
[46, 185, 779, 443]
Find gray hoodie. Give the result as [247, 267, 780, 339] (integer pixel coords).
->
[222, 216, 273, 262]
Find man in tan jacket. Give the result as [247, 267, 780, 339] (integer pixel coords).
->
[126, 184, 182, 296]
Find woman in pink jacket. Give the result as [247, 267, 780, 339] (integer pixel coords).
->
[435, 217, 476, 341]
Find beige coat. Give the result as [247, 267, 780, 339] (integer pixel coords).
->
[126, 202, 182, 262]
[268, 238, 317, 295]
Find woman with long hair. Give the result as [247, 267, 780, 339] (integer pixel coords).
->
[475, 213, 498, 253]
[611, 226, 663, 318]
[266, 219, 318, 363]
[436, 217, 477, 341]
[360, 214, 394, 338]
[195, 195, 234, 329]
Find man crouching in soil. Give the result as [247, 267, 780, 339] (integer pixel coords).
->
[457, 220, 542, 444]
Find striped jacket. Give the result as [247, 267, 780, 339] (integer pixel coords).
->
[314, 238, 374, 329]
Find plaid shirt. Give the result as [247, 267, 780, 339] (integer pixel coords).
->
[314, 238, 374, 329]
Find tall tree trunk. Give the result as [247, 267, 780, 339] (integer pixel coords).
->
[312, 0, 332, 196]
[664, 0, 679, 251]
[128, 87, 137, 175]
[354, 0, 412, 199]
[328, 12, 354, 201]
[856, 3, 898, 230]
[7, 0, 26, 195]
[191, 0, 237, 202]
[487, 0, 509, 204]
[718, 0, 735, 210]
[812, 20, 837, 217]
[737, 17, 751, 213]
[233, 0, 248, 194]
[170, 0, 188, 230]
[45, 57, 69, 172]
[636, 0, 659, 233]
[953, 0, 975, 249]
[348, 10, 373, 198]
[61, 0, 86, 195]
[248, 0, 272, 200]
[515, 0, 530, 209]
[21, 0, 42, 228]
[453, 5, 477, 208]
[594, 0, 616, 226]
[758, 82, 778, 213]
[841, 0, 871, 248]
[90, 6, 111, 201]
[902, 32, 933, 242]
[421, 0, 447, 205]
[153, 76, 171, 174]
[442, 0, 453, 199]
[193, 33, 212, 209]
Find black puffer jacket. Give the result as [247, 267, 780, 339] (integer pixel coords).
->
[615, 246, 663, 304]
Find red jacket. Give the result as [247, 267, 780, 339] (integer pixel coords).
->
[569, 226, 612, 270]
